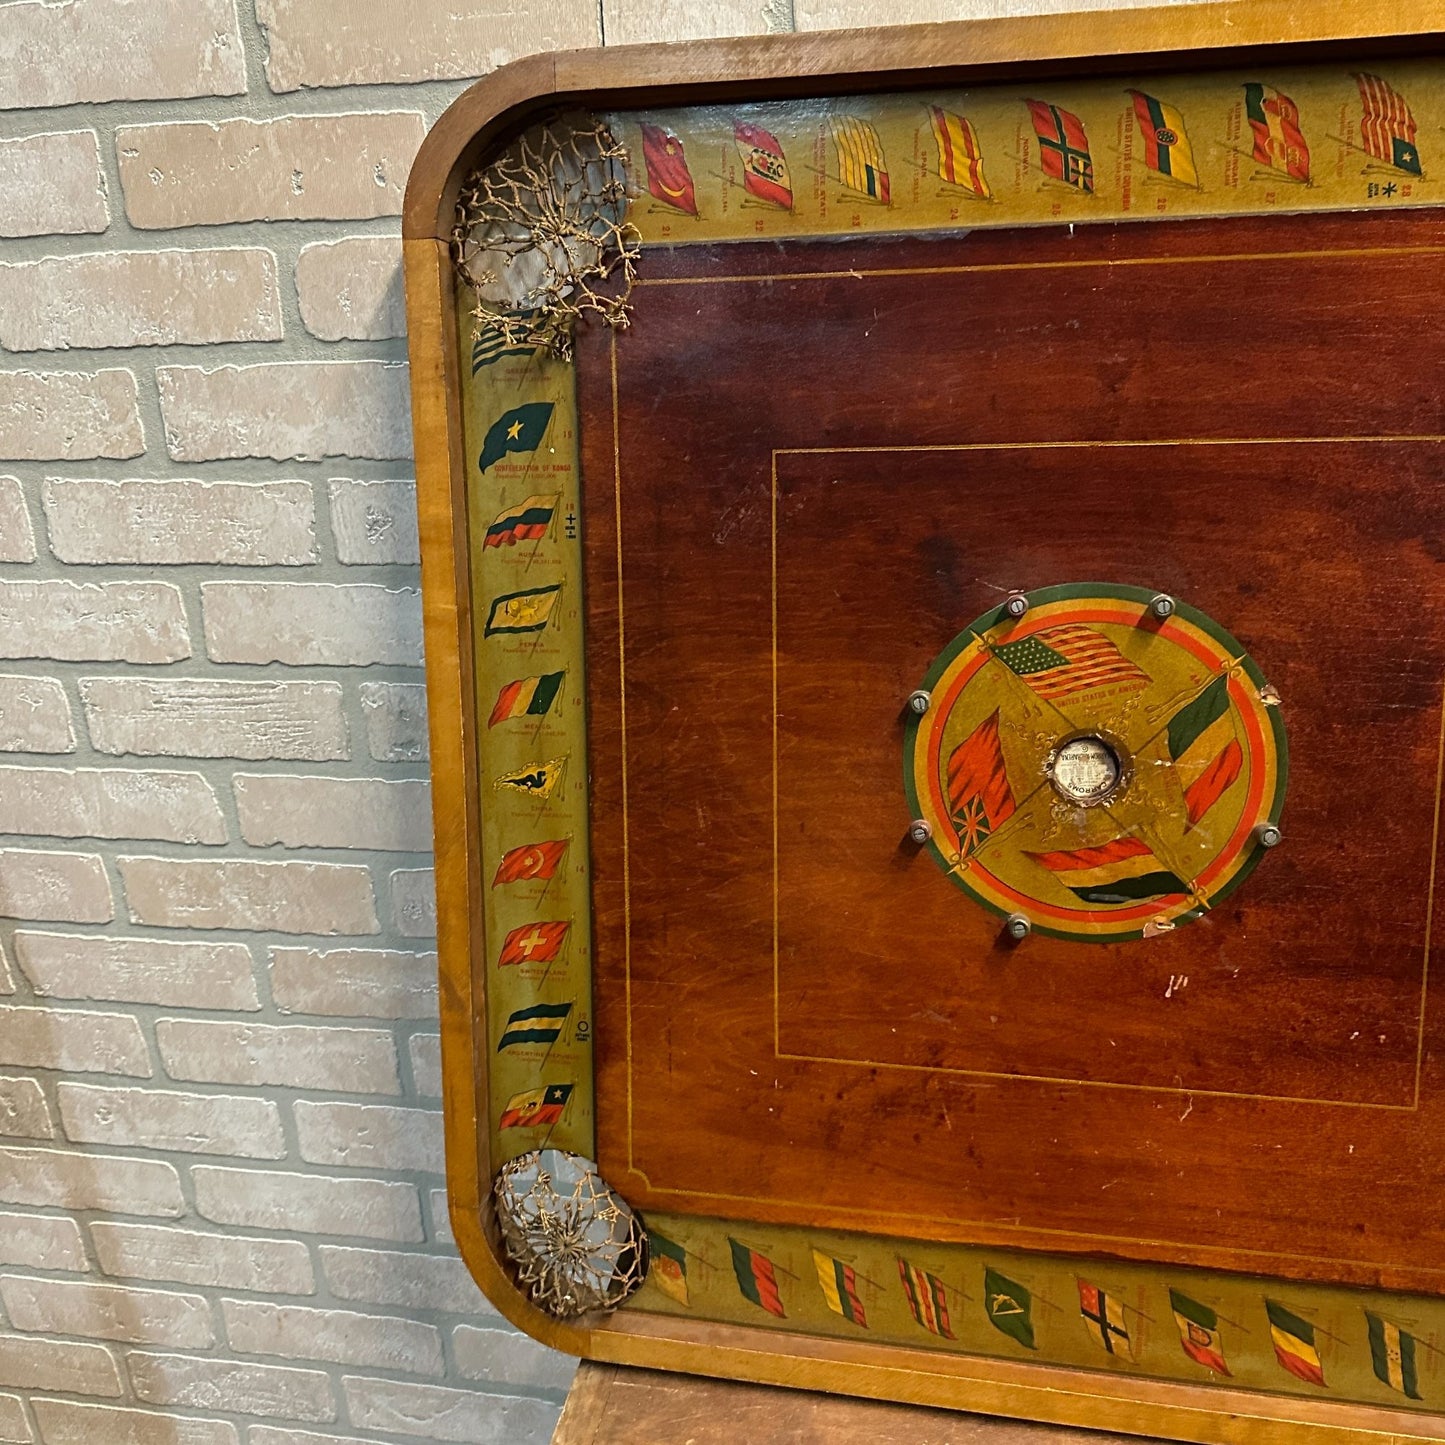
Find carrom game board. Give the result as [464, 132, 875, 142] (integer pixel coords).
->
[402, 6, 1445, 1440]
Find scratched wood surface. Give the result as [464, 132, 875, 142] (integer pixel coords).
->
[577, 203, 1445, 1293]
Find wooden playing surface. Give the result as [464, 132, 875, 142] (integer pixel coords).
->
[576, 204, 1445, 1293]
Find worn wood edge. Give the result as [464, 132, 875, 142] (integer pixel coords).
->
[403, 235, 592, 1355]
[550, 1360, 623, 1444]
[402, 0, 1445, 241]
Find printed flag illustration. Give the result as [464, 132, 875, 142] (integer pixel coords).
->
[830, 115, 890, 203]
[496, 1002, 572, 1051]
[498, 1082, 573, 1130]
[1356, 73, 1422, 175]
[995, 625, 1149, 702]
[488, 671, 564, 728]
[1078, 1279, 1131, 1356]
[497, 920, 570, 968]
[734, 122, 793, 208]
[1244, 83, 1311, 182]
[471, 322, 541, 372]
[492, 838, 569, 887]
[898, 1258, 954, 1338]
[640, 123, 698, 215]
[1266, 1299, 1327, 1386]
[813, 1250, 867, 1328]
[1171, 1288, 1230, 1375]
[493, 757, 567, 799]
[649, 1232, 690, 1305]
[478, 401, 555, 473]
[929, 106, 991, 198]
[1025, 100, 1094, 191]
[946, 709, 1017, 857]
[1165, 673, 1244, 828]
[1027, 837, 1188, 906]
[984, 1267, 1036, 1349]
[484, 493, 558, 549]
[1129, 90, 1199, 186]
[1366, 1310, 1423, 1399]
[484, 583, 561, 637]
[729, 1238, 785, 1317]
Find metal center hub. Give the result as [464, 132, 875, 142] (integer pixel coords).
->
[1049, 735, 1122, 805]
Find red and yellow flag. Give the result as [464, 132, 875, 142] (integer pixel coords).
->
[929, 106, 990, 198]
[946, 710, 1017, 857]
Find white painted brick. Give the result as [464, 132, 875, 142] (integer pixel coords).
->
[0, 1078, 53, 1139]
[128, 1351, 334, 1422]
[359, 681, 427, 763]
[223, 1299, 443, 1375]
[0, 369, 142, 461]
[0, 1145, 180, 1216]
[0, 954, 11, 996]
[2, 1275, 208, 1345]
[92, 1222, 314, 1295]
[194, 1167, 422, 1243]
[0, 252, 280, 353]
[119, 114, 424, 228]
[203, 582, 421, 667]
[0, 1006, 150, 1076]
[428, 1188, 453, 1244]
[46, 478, 314, 565]
[14, 931, 259, 1009]
[259, 0, 596, 89]
[157, 1019, 398, 1094]
[408, 1034, 441, 1098]
[269, 945, 436, 1020]
[251, 1430, 376, 1445]
[0, 765, 225, 843]
[0, 1331, 119, 1395]
[329, 479, 419, 565]
[605, 0, 779, 44]
[391, 869, 436, 938]
[342, 1378, 559, 1443]
[82, 677, 347, 762]
[234, 775, 431, 852]
[796, 0, 1187, 25]
[58, 1082, 285, 1159]
[0, 1211, 87, 1271]
[1, 0, 245, 109]
[31, 1400, 237, 1445]
[320, 1246, 489, 1315]
[0, 676, 74, 753]
[0, 580, 188, 663]
[0, 131, 107, 238]
[0, 480, 36, 563]
[0, 848, 111, 923]
[453, 1324, 576, 1391]
[0, 1394, 25, 1444]
[159, 362, 411, 462]
[296, 239, 403, 342]
[294, 1102, 443, 1174]
[120, 856, 379, 935]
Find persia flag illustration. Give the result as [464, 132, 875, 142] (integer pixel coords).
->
[734, 122, 793, 208]
[1165, 674, 1244, 829]
[946, 710, 1017, 857]
[1170, 1288, 1230, 1375]
[640, 123, 698, 215]
[729, 1238, 785, 1316]
[1355, 73, 1422, 174]
[1244, 83, 1310, 182]
[1027, 837, 1188, 906]
[1024, 99, 1094, 191]
[929, 106, 991, 198]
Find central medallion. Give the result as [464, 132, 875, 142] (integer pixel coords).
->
[902, 584, 1288, 942]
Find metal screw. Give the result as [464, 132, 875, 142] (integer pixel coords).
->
[908, 819, 932, 845]
[1254, 822, 1282, 849]
[1004, 592, 1030, 619]
[1005, 913, 1032, 940]
[907, 689, 931, 716]
[1149, 593, 1176, 620]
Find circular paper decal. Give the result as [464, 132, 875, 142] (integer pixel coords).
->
[903, 584, 1288, 942]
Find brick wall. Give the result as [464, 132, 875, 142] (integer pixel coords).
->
[0, 0, 1180, 1441]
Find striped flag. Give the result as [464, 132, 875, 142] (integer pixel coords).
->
[1170, 1289, 1229, 1375]
[1129, 90, 1199, 186]
[1355, 73, 1422, 174]
[898, 1257, 953, 1338]
[929, 106, 990, 198]
[498, 1082, 572, 1130]
[729, 1238, 785, 1317]
[1266, 1299, 1326, 1386]
[1165, 674, 1244, 829]
[830, 115, 890, 203]
[483, 494, 558, 549]
[995, 626, 1149, 702]
[1027, 837, 1187, 906]
[496, 1002, 572, 1051]
[649, 1232, 689, 1305]
[488, 671, 564, 728]
[946, 709, 1017, 857]
[1366, 1310, 1422, 1399]
[470, 325, 540, 372]
[812, 1250, 867, 1328]
[1244, 83, 1310, 182]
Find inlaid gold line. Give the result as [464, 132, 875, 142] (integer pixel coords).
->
[1413, 679, 1445, 1107]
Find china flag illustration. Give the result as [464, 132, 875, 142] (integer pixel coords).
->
[496, 920, 570, 967]
[492, 838, 569, 888]
[640, 123, 698, 215]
